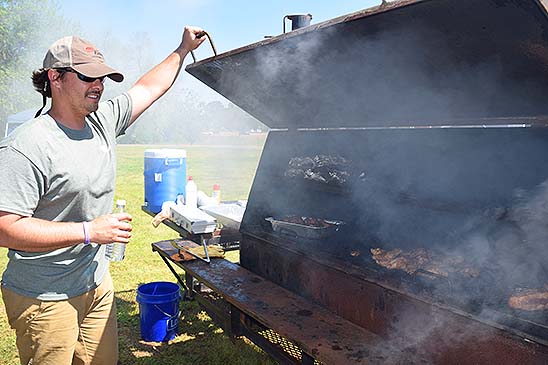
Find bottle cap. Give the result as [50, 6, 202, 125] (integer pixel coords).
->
[116, 199, 126, 206]
[188, 176, 193, 181]
[213, 183, 220, 190]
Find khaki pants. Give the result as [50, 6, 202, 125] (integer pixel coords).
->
[1, 271, 118, 365]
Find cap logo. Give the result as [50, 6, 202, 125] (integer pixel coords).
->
[42, 36, 124, 83]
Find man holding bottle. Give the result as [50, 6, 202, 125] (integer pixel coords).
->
[0, 26, 205, 364]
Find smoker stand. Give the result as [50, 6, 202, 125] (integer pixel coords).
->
[145, 207, 422, 363]
[151, 240, 424, 365]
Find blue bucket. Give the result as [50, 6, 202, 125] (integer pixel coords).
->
[136, 282, 181, 342]
[144, 149, 186, 213]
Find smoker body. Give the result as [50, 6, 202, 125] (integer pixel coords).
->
[187, 0, 548, 362]
[239, 127, 548, 363]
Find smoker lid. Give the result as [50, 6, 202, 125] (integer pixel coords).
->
[186, 0, 548, 129]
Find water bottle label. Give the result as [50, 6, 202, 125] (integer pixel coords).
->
[106, 242, 126, 261]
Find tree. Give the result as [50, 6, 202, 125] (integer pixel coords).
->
[200, 100, 265, 134]
[0, 0, 77, 131]
[0, 1, 264, 143]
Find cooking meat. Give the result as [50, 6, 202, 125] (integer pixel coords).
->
[281, 215, 332, 228]
[370, 247, 479, 277]
[370, 248, 429, 274]
[508, 287, 548, 311]
[285, 154, 352, 186]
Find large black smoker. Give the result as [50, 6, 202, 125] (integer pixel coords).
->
[185, 0, 548, 362]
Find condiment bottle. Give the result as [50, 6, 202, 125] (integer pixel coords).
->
[185, 176, 198, 208]
[212, 184, 221, 204]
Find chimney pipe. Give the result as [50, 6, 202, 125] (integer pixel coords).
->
[283, 14, 312, 33]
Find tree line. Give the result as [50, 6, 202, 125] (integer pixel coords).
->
[0, 0, 265, 143]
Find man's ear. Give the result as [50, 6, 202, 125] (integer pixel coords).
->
[48, 69, 62, 83]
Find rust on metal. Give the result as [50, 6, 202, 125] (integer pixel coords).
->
[240, 235, 548, 364]
[152, 241, 427, 364]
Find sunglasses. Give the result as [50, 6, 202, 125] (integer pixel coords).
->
[56, 68, 106, 83]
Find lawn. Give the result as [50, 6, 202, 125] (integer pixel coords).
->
[0, 136, 278, 365]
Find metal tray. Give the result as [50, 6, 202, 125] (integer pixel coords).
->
[170, 204, 217, 234]
[201, 203, 245, 230]
[265, 216, 344, 240]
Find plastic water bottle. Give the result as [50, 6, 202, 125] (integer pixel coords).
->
[105, 199, 127, 262]
[185, 176, 198, 208]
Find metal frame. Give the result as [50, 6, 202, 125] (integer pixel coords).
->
[152, 244, 310, 364]
[150, 240, 400, 364]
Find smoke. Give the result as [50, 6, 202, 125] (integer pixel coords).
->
[191, 1, 548, 358]
[503, 182, 548, 287]
[203, 17, 522, 131]
[256, 30, 328, 99]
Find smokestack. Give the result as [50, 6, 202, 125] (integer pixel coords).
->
[283, 14, 312, 33]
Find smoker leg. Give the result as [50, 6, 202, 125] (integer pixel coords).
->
[183, 272, 195, 301]
[230, 304, 242, 337]
[301, 352, 315, 365]
[159, 255, 187, 291]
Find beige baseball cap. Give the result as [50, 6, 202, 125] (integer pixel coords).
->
[43, 36, 124, 82]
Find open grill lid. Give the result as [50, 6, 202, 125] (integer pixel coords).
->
[186, 0, 548, 129]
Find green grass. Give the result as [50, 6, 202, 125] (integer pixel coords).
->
[0, 138, 277, 365]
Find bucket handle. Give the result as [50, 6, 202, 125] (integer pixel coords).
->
[150, 289, 182, 318]
[153, 305, 182, 320]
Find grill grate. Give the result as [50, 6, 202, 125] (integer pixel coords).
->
[199, 287, 322, 363]
[217, 241, 240, 251]
[258, 329, 322, 365]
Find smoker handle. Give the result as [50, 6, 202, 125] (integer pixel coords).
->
[190, 31, 217, 63]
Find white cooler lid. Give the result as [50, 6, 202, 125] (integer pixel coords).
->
[144, 149, 186, 158]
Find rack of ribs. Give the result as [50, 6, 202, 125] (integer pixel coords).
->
[370, 247, 480, 278]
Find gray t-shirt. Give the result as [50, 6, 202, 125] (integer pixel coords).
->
[0, 93, 132, 300]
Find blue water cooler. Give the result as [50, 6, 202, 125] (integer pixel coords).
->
[144, 149, 187, 213]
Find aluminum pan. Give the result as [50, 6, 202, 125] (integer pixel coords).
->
[186, 0, 548, 129]
[265, 216, 344, 240]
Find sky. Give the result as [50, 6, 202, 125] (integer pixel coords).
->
[58, 0, 383, 103]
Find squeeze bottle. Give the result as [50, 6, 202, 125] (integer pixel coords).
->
[212, 184, 221, 204]
[185, 176, 198, 208]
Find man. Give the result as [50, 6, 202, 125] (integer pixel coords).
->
[0, 26, 205, 364]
